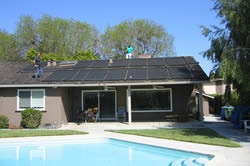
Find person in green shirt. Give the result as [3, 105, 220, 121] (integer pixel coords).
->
[126, 45, 133, 59]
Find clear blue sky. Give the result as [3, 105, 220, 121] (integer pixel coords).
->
[0, 0, 221, 75]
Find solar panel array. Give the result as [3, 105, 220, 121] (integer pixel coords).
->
[43, 57, 208, 82]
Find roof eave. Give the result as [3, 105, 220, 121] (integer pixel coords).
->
[0, 80, 209, 88]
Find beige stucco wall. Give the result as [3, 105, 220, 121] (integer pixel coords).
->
[202, 97, 210, 116]
[42, 88, 64, 127]
[60, 88, 73, 124]
[203, 83, 217, 94]
[203, 79, 233, 95]
[0, 87, 65, 128]
[0, 84, 200, 127]
[0, 88, 21, 128]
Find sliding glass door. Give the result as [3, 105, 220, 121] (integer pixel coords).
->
[82, 92, 98, 111]
[99, 91, 116, 119]
[82, 91, 116, 120]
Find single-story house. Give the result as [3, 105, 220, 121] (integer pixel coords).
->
[0, 56, 209, 128]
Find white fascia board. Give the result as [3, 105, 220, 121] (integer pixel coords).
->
[0, 80, 208, 88]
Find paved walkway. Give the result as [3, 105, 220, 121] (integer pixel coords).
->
[203, 116, 250, 165]
[204, 116, 250, 145]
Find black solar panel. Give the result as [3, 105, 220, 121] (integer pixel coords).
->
[168, 67, 192, 79]
[129, 59, 147, 67]
[63, 70, 79, 80]
[72, 70, 89, 80]
[148, 58, 166, 66]
[45, 70, 76, 81]
[184, 56, 196, 64]
[39, 56, 208, 83]
[105, 69, 127, 80]
[126, 68, 147, 80]
[190, 64, 209, 80]
[166, 57, 187, 66]
[75, 60, 94, 68]
[148, 67, 169, 80]
[84, 69, 106, 81]
[92, 60, 109, 68]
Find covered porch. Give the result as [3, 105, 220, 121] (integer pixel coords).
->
[63, 82, 204, 125]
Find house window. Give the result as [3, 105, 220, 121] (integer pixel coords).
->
[131, 89, 172, 112]
[17, 89, 45, 110]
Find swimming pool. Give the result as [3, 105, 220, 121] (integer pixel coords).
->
[0, 138, 213, 166]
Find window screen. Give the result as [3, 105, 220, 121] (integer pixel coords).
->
[19, 91, 31, 109]
[18, 89, 45, 110]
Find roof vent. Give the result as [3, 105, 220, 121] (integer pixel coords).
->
[109, 58, 113, 64]
[47, 61, 57, 66]
[138, 54, 151, 58]
[59, 60, 78, 66]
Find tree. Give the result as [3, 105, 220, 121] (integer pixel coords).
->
[37, 15, 70, 57]
[70, 50, 99, 61]
[25, 47, 98, 62]
[201, 0, 250, 104]
[66, 20, 100, 58]
[37, 15, 100, 59]
[101, 19, 175, 59]
[15, 15, 37, 56]
[25, 47, 38, 62]
[14, 15, 100, 61]
[132, 19, 175, 57]
[0, 30, 22, 61]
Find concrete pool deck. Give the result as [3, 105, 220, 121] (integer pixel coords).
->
[59, 116, 250, 166]
[0, 116, 249, 165]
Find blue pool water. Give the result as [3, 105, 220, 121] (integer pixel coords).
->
[0, 138, 213, 166]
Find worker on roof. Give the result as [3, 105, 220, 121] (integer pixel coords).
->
[33, 52, 43, 79]
[126, 45, 134, 59]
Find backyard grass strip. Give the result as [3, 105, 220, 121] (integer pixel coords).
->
[108, 128, 241, 147]
[0, 129, 87, 138]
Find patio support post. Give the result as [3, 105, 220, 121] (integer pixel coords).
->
[198, 84, 204, 126]
[127, 86, 132, 125]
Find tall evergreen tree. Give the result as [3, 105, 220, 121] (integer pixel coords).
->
[201, 0, 250, 104]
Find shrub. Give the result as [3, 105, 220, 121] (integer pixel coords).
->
[21, 108, 42, 128]
[0, 114, 9, 128]
[211, 91, 240, 114]
[227, 91, 240, 106]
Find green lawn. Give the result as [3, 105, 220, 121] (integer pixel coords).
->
[0, 128, 241, 148]
[108, 128, 241, 147]
[0, 129, 87, 138]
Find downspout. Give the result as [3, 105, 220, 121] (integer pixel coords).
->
[198, 84, 204, 126]
[127, 86, 132, 125]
